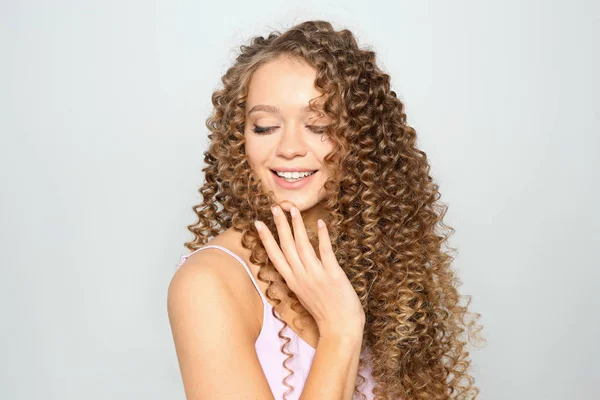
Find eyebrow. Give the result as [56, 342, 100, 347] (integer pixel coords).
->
[247, 104, 320, 115]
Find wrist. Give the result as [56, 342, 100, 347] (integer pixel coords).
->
[318, 321, 364, 341]
[318, 331, 363, 344]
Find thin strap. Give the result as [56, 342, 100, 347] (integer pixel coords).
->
[178, 245, 268, 307]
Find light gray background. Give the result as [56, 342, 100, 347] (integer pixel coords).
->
[1, 1, 598, 399]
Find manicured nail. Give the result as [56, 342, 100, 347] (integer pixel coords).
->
[254, 220, 262, 232]
[290, 206, 297, 218]
[318, 219, 325, 229]
[271, 206, 279, 216]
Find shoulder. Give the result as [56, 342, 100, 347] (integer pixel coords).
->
[169, 248, 232, 298]
[166, 241, 274, 399]
[168, 240, 262, 338]
[171, 228, 244, 294]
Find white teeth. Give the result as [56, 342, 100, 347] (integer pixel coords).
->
[275, 171, 315, 179]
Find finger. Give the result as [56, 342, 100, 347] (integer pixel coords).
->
[271, 205, 305, 274]
[254, 220, 294, 283]
[289, 206, 319, 270]
[317, 219, 337, 271]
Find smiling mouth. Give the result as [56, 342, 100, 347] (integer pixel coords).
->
[270, 170, 318, 182]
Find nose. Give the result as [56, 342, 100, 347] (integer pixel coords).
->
[275, 123, 308, 158]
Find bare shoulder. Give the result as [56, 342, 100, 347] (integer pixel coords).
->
[167, 239, 273, 399]
[169, 241, 262, 337]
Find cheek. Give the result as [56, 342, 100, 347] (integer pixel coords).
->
[315, 143, 335, 166]
[310, 133, 334, 150]
[245, 135, 280, 162]
[245, 141, 265, 164]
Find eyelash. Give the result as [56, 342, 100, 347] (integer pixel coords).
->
[251, 125, 327, 135]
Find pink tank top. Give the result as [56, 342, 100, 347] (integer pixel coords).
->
[177, 244, 377, 399]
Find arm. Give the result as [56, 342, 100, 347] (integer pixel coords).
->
[167, 255, 275, 400]
[299, 334, 364, 400]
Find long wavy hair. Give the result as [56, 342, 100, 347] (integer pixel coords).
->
[183, 20, 484, 400]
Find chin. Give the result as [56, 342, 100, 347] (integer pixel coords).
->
[275, 201, 298, 211]
[276, 200, 318, 213]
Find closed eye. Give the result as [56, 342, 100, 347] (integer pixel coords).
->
[307, 125, 328, 134]
[251, 125, 276, 134]
[251, 125, 328, 135]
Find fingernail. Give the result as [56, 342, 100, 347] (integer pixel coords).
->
[254, 220, 262, 232]
[290, 206, 297, 218]
[271, 206, 279, 216]
[318, 219, 325, 229]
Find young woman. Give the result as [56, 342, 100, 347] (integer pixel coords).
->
[168, 20, 483, 400]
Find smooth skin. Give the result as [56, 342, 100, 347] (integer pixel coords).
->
[168, 55, 365, 399]
[168, 251, 276, 399]
[244, 54, 334, 233]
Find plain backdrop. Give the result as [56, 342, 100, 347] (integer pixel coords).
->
[1, 1, 598, 399]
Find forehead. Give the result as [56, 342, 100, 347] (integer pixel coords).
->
[246, 57, 324, 115]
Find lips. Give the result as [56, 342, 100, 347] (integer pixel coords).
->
[270, 169, 317, 177]
[270, 169, 318, 189]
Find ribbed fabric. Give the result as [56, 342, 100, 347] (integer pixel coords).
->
[177, 244, 376, 399]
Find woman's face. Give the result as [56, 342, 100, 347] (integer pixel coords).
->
[244, 56, 334, 214]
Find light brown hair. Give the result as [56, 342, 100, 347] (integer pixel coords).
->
[184, 20, 485, 400]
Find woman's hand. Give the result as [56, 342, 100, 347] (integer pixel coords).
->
[254, 205, 365, 339]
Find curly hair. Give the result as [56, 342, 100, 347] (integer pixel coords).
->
[183, 20, 485, 400]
